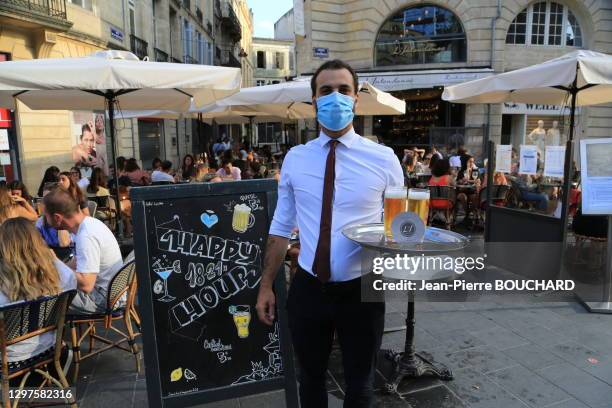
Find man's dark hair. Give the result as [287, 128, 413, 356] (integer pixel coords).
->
[81, 123, 92, 139]
[161, 160, 172, 172]
[43, 188, 79, 217]
[310, 60, 359, 97]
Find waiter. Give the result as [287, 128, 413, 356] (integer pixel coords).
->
[256, 60, 404, 408]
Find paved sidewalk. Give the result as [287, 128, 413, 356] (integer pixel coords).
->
[72, 295, 612, 408]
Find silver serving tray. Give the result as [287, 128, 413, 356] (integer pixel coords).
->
[342, 223, 469, 254]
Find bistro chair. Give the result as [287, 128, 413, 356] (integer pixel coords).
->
[428, 185, 456, 230]
[86, 200, 97, 219]
[0, 290, 77, 408]
[477, 185, 510, 225]
[65, 260, 140, 383]
[88, 195, 117, 230]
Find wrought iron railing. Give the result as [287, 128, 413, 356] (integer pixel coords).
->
[218, 49, 241, 68]
[1, 0, 68, 20]
[130, 34, 149, 60]
[154, 48, 168, 62]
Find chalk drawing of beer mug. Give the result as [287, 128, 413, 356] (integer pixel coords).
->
[229, 305, 251, 339]
[232, 204, 255, 233]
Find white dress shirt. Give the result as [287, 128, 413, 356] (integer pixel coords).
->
[269, 129, 404, 282]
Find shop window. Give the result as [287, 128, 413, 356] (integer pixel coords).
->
[506, 1, 582, 47]
[374, 5, 466, 66]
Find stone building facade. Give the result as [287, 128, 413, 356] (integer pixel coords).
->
[251, 37, 296, 146]
[0, 0, 251, 193]
[293, 0, 612, 158]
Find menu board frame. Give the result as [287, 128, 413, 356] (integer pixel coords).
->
[131, 180, 298, 408]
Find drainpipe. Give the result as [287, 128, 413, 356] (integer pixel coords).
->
[152, 0, 157, 49]
[485, 0, 501, 145]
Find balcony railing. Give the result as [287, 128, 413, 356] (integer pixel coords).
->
[0, 0, 71, 29]
[221, 4, 241, 43]
[130, 34, 149, 60]
[154, 48, 168, 62]
[184, 55, 198, 64]
[217, 49, 241, 68]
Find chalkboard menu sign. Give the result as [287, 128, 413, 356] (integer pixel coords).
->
[131, 180, 298, 408]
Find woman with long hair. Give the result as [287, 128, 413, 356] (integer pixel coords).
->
[37, 166, 60, 198]
[0, 185, 38, 224]
[181, 154, 196, 180]
[87, 167, 110, 197]
[8, 180, 33, 203]
[0, 217, 76, 363]
[59, 171, 90, 216]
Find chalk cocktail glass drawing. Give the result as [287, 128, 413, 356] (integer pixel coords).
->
[155, 266, 176, 302]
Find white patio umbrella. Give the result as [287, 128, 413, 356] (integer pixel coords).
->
[209, 80, 406, 119]
[442, 50, 612, 142]
[0, 50, 241, 235]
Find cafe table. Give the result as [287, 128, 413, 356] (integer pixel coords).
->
[342, 223, 469, 393]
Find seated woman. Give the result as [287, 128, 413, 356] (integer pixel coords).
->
[58, 171, 90, 216]
[87, 168, 116, 223]
[8, 180, 33, 205]
[0, 217, 76, 365]
[428, 159, 456, 207]
[0, 185, 39, 224]
[37, 166, 60, 198]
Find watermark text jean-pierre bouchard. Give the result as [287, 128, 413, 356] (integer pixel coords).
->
[370, 254, 575, 293]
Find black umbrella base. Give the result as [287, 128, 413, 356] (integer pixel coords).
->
[383, 349, 453, 393]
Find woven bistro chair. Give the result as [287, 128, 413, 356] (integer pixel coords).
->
[65, 260, 140, 383]
[0, 290, 77, 408]
[428, 185, 457, 230]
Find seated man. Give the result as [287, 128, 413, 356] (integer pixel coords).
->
[151, 160, 175, 183]
[43, 188, 123, 314]
[216, 158, 242, 181]
[516, 174, 548, 211]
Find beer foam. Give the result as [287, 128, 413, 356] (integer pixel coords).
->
[408, 190, 430, 200]
[384, 189, 407, 199]
[234, 203, 251, 211]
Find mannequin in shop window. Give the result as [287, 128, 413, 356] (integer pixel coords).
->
[527, 120, 546, 155]
[546, 120, 561, 147]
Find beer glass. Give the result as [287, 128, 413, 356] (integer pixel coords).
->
[229, 305, 251, 338]
[232, 204, 255, 233]
[407, 188, 430, 225]
[384, 186, 407, 239]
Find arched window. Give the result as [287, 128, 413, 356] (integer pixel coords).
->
[506, 2, 582, 46]
[374, 5, 466, 66]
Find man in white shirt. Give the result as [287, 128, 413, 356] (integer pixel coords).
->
[151, 160, 175, 183]
[256, 60, 404, 408]
[43, 188, 123, 314]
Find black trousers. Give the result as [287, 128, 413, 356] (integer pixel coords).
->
[286, 267, 385, 408]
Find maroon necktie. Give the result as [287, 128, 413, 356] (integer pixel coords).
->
[312, 140, 339, 283]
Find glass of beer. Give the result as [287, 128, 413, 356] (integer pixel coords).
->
[229, 305, 251, 338]
[384, 186, 407, 239]
[407, 188, 430, 225]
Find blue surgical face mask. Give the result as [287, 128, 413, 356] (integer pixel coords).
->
[315, 91, 355, 131]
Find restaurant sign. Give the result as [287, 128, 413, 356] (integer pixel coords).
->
[502, 103, 580, 115]
[358, 69, 493, 92]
